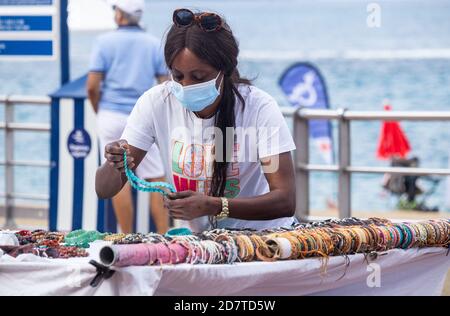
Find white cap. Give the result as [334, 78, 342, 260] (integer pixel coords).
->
[109, 0, 145, 17]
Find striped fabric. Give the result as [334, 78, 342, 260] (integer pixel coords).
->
[49, 97, 155, 233]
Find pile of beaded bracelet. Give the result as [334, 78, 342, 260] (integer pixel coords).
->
[117, 233, 146, 244]
[144, 233, 171, 244]
[233, 234, 255, 262]
[409, 222, 427, 247]
[430, 219, 450, 246]
[15, 230, 66, 246]
[31, 230, 47, 242]
[184, 240, 209, 264]
[103, 233, 126, 243]
[15, 230, 34, 245]
[58, 246, 89, 259]
[422, 222, 437, 246]
[214, 234, 239, 264]
[11, 217, 447, 264]
[39, 239, 60, 249]
[201, 240, 225, 264]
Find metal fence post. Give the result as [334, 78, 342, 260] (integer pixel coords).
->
[293, 109, 310, 221]
[4, 96, 17, 228]
[338, 109, 351, 218]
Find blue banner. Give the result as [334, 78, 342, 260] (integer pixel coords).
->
[0, 0, 53, 5]
[0, 40, 52, 55]
[279, 62, 334, 164]
[0, 15, 52, 31]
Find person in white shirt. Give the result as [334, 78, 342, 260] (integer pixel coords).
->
[95, 9, 297, 233]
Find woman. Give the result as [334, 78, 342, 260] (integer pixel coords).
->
[96, 9, 297, 233]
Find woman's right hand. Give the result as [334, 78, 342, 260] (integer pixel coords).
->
[104, 139, 135, 173]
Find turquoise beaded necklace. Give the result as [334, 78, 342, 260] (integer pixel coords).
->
[123, 151, 176, 195]
[64, 230, 106, 248]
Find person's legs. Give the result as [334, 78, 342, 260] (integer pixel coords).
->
[147, 177, 170, 234]
[405, 175, 419, 202]
[112, 182, 134, 233]
[97, 109, 134, 233]
[136, 144, 168, 234]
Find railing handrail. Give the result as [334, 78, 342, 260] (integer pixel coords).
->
[0, 122, 50, 131]
[0, 192, 50, 201]
[281, 107, 450, 120]
[0, 95, 51, 105]
[298, 164, 450, 176]
[290, 106, 450, 221]
[1, 95, 51, 228]
[0, 160, 51, 167]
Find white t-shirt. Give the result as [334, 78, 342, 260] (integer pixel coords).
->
[121, 81, 296, 232]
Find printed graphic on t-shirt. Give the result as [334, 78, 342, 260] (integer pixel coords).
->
[171, 139, 240, 198]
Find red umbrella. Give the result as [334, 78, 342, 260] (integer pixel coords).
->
[376, 104, 411, 160]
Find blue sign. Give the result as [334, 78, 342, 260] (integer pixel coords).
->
[67, 128, 92, 159]
[0, 15, 52, 31]
[279, 62, 334, 164]
[0, 0, 53, 5]
[0, 0, 58, 59]
[0, 40, 52, 55]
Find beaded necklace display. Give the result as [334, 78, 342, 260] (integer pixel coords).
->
[7, 218, 449, 264]
[97, 218, 449, 267]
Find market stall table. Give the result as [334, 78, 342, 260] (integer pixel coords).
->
[0, 245, 448, 296]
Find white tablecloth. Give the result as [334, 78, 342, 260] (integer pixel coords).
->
[0, 245, 448, 296]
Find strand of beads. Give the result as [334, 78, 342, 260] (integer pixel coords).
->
[58, 246, 89, 259]
[123, 151, 176, 195]
[103, 233, 126, 243]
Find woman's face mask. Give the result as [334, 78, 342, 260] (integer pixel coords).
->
[169, 71, 223, 112]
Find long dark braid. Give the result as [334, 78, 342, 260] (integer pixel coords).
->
[210, 71, 248, 197]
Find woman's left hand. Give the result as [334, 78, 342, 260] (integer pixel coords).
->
[164, 190, 220, 220]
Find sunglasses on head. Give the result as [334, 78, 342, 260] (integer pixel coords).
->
[173, 8, 223, 32]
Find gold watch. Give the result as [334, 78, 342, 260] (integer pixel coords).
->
[216, 197, 230, 220]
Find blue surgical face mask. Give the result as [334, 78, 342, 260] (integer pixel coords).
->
[169, 72, 223, 112]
